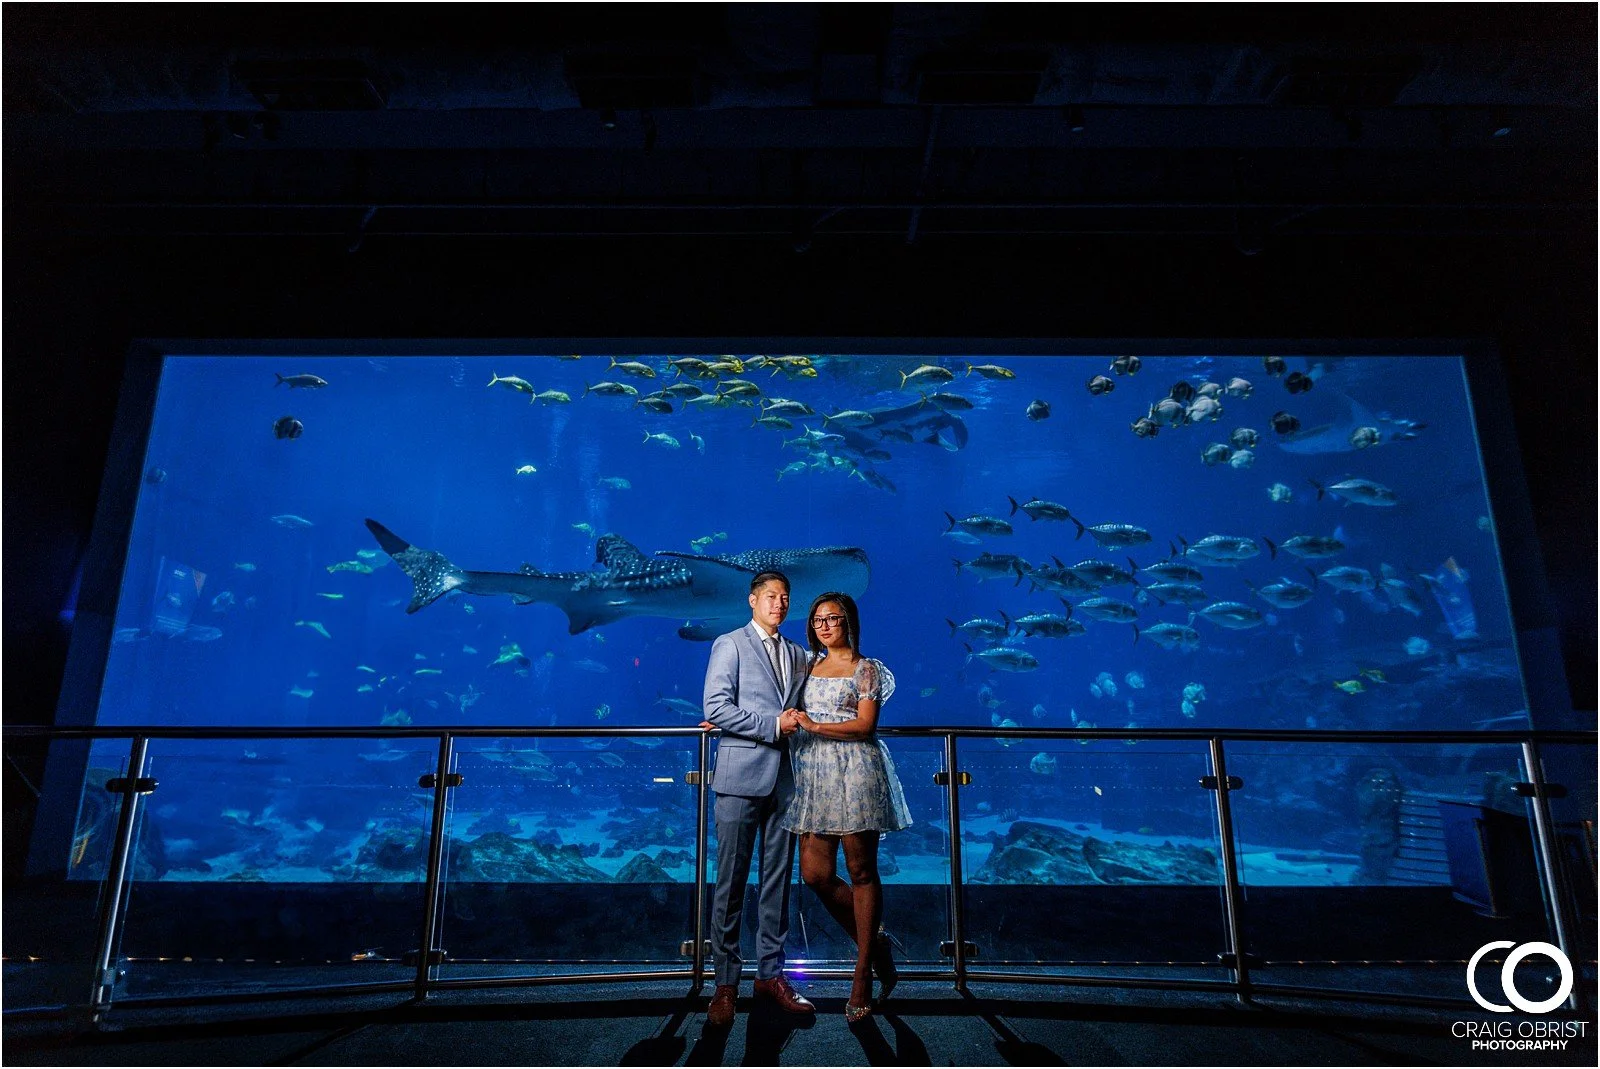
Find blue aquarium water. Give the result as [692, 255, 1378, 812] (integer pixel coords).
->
[75, 352, 1528, 890]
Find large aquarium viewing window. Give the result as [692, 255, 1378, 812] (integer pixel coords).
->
[102, 351, 1524, 735]
[20, 347, 1582, 1012]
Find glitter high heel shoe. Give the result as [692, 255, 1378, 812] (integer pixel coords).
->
[844, 1000, 873, 1023]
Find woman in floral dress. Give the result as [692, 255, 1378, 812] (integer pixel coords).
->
[783, 591, 913, 1022]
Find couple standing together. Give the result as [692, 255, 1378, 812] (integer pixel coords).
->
[700, 571, 913, 1026]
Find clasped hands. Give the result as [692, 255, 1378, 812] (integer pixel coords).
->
[697, 708, 812, 736]
[778, 708, 813, 735]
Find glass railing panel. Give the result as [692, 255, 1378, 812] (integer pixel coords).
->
[3, 737, 137, 1010]
[956, 736, 1227, 982]
[435, 735, 700, 978]
[1225, 740, 1563, 1003]
[110, 737, 437, 1000]
[787, 735, 951, 978]
[1528, 742, 1597, 989]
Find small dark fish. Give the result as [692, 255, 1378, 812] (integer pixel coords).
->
[1142, 559, 1204, 583]
[1071, 517, 1152, 548]
[1086, 375, 1115, 396]
[1144, 582, 1210, 607]
[1150, 398, 1187, 426]
[1228, 427, 1259, 449]
[946, 512, 1013, 537]
[1025, 399, 1051, 421]
[948, 615, 1010, 640]
[1130, 417, 1160, 438]
[1284, 371, 1314, 395]
[862, 469, 898, 494]
[1011, 612, 1083, 638]
[273, 416, 304, 440]
[1076, 596, 1139, 624]
[1111, 354, 1142, 376]
[953, 552, 1032, 584]
[1263, 355, 1287, 377]
[1169, 381, 1196, 402]
[1028, 559, 1098, 596]
[1069, 558, 1141, 587]
[1348, 426, 1380, 449]
[144, 467, 168, 485]
[1009, 497, 1072, 522]
[635, 397, 674, 415]
[1270, 411, 1301, 435]
[924, 391, 975, 411]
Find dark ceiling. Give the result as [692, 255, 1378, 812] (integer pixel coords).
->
[2, 4, 1596, 720]
[6, 4, 1595, 245]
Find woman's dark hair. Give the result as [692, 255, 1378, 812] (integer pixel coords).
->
[805, 591, 861, 661]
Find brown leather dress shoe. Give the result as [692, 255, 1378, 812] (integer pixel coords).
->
[753, 974, 815, 1014]
[706, 983, 738, 1027]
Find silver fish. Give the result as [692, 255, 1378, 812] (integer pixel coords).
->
[1313, 478, 1397, 507]
[1196, 601, 1266, 629]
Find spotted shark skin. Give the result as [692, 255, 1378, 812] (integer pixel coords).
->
[365, 519, 870, 640]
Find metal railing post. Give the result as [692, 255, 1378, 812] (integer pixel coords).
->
[89, 736, 150, 1020]
[1519, 740, 1580, 1013]
[414, 734, 455, 1001]
[1207, 737, 1251, 1002]
[692, 730, 709, 989]
[943, 733, 969, 992]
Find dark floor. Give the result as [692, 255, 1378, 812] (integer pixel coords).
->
[5, 979, 1597, 1067]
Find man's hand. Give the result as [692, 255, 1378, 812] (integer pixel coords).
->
[778, 708, 803, 735]
[698, 720, 716, 731]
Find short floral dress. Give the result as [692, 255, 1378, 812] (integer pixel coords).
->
[782, 656, 913, 835]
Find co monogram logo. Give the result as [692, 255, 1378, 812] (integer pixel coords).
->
[1467, 941, 1573, 1014]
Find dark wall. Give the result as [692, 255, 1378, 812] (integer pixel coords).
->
[3, 225, 1594, 723]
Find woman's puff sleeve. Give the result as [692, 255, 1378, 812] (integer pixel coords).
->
[855, 658, 896, 704]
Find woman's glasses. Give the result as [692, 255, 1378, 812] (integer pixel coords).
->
[810, 614, 846, 629]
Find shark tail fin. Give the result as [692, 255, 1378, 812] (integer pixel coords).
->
[274, 372, 286, 387]
[365, 519, 464, 614]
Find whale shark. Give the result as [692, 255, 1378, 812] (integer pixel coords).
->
[366, 519, 870, 640]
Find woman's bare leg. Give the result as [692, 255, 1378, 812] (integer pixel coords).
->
[798, 832, 858, 941]
[841, 831, 882, 1006]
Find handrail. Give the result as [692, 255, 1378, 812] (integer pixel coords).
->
[6, 723, 1591, 1022]
[4, 725, 1594, 743]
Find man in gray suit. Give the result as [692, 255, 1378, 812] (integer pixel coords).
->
[700, 569, 816, 1027]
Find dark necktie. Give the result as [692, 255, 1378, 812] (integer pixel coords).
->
[765, 635, 787, 694]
